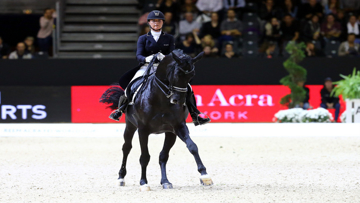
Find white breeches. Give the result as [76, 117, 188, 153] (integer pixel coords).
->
[125, 63, 159, 96]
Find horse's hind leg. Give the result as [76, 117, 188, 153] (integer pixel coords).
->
[159, 132, 177, 189]
[138, 129, 151, 191]
[118, 121, 137, 186]
[176, 124, 213, 186]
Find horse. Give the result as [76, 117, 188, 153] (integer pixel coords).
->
[100, 49, 213, 191]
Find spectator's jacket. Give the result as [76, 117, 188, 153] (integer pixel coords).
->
[119, 31, 175, 89]
[8, 51, 32, 59]
[338, 41, 360, 56]
[320, 86, 339, 104]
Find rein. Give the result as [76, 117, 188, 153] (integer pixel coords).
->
[154, 75, 187, 98]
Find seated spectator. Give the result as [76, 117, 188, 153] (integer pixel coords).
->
[320, 77, 340, 122]
[200, 12, 221, 39]
[222, 43, 239, 58]
[223, 0, 245, 16]
[220, 9, 243, 41]
[259, 0, 282, 21]
[203, 45, 218, 58]
[302, 15, 321, 42]
[324, 0, 341, 15]
[9, 42, 32, 59]
[177, 32, 201, 57]
[346, 15, 360, 42]
[281, 0, 298, 19]
[196, 0, 223, 14]
[201, 35, 219, 55]
[181, 0, 199, 15]
[159, 0, 180, 22]
[295, 80, 310, 110]
[24, 36, 35, 54]
[264, 17, 281, 42]
[179, 12, 201, 40]
[280, 14, 300, 42]
[261, 41, 278, 58]
[37, 8, 54, 53]
[321, 14, 342, 41]
[0, 36, 10, 59]
[163, 12, 177, 36]
[340, 0, 360, 13]
[338, 33, 359, 56]
[305, 41, 325, 56]
[300, 0, 323, 20]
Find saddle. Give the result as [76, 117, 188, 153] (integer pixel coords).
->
[126, 76, 146, 105]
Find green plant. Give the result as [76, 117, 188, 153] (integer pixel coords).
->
[280, 41, 307, 108]
[332, 68, 360, 99]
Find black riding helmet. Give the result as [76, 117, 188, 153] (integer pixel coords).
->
[147, 10, 165, 31]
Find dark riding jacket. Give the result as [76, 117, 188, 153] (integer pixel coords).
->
[119, 31, 175, 89]
[136, 31, 175, 64]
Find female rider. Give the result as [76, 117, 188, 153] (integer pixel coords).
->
[110, 10, 210, 126]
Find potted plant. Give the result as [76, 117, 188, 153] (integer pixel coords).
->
[332, 68, 360, 123]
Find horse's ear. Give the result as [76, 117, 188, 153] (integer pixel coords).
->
[171, 51, 182, 64]
[192, 52, 204, 64]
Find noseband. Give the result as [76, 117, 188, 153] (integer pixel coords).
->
[154, 63, 194, 98]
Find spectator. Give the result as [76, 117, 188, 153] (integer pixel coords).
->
[259, 0, 281, 21]
[324, 0, 341, 15]
[302, 14, 321, 42]
[320, 77, 340, 122]
[222, 43, 239, 58]
[200, 12, 221, 39]
[220, 9, 243, 41]
[163, 12, 177, 35]
[338, 33, 359, 56]
[196, 0, 223, 13]
[295, 80, 310, 110]
[261, 41, 278, 58]
[9, 42, 32, 59]
[24, 36, 35, 54]
[223, 0, 245, 15]
[159, 0, 180, 22]
[177, 32, 201, 57]
[201, 35, 219, 55]
[0, 37, 10, 59]
[305, 41, 325, 56]
[300, 0, 323, 20]
[37, 8, 54, 53]
[181, 0, 199, 14]
[321, 14, 342, 41]
[280, 14, 300, 42]
[339, 0, 360, 13]
[264, 17, 281, 42]
[281, 0, 299, 19]
[179, 12, 201, 39]
[336, 9, 348, 40]
[346, 15, 360, 42]
[203, 45, 218, 58]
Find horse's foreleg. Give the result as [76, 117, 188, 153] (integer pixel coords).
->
[159, 132, 177, 189]
[138, 129, 151, 191]
[118, 122, 137, 186]
[176, 124, 213, 186]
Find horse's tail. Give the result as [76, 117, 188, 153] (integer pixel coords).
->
[99, 84, 124, 110]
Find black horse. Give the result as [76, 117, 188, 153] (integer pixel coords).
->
[100, 49, 213, 191]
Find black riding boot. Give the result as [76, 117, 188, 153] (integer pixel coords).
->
[109, 95, 128, 121]
[187, 87, 211, 126]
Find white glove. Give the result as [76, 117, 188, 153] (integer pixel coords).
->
[157, 53, 165, 61]
[145, 54, 154, 63]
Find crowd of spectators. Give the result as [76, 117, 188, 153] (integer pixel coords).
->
[0, 8, 55, 60]
[139, 0, 360, 58]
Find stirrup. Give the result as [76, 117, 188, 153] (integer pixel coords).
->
[109, 109, 123, 122]
[191, 112, 211, 126]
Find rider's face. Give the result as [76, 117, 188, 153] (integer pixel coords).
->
[149, 19, 163, 31]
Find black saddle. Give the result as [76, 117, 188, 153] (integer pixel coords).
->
[126, 76, 146, 104]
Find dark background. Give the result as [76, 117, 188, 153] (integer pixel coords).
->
[0, 58, 358, 86]
[0, 86, 71, 123]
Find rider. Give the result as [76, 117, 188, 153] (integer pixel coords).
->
[110, 10, 210, 126]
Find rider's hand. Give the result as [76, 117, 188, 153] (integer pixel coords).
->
[145, 54, 154, 63]
[157, 53, 165, 61]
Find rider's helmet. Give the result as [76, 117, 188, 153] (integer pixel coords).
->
[147, 10, 165, 22]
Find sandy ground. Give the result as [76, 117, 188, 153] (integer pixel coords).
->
[1, 135, 360, 203]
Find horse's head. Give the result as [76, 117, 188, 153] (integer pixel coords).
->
[159, 49, 203, 105]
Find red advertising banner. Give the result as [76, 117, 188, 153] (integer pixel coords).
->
[71, 85, 338, 123]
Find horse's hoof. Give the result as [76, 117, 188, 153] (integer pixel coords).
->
[118, 178, 125, 186]
[162, 183, 173, 189]
[139, 184, 151, 192]
[200, 175, 213, 186]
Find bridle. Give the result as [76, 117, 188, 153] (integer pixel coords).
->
[154, 62, 195, 98]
